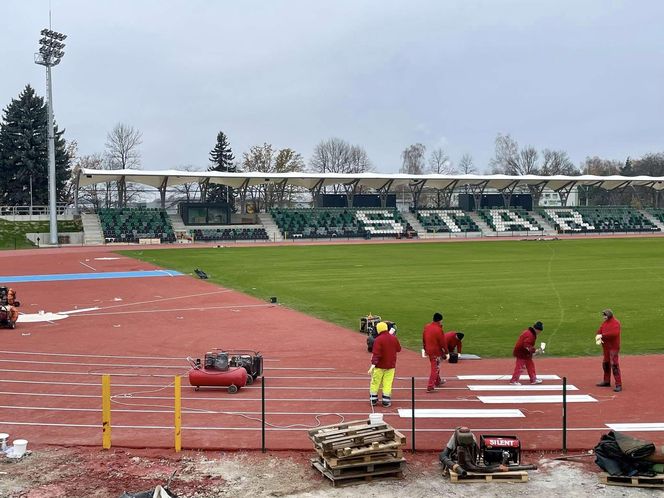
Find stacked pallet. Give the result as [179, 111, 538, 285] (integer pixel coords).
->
[308, 418, 407, 487]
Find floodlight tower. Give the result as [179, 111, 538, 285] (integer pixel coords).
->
[34, 28, 67, 245]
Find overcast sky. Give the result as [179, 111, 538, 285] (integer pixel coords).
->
[2, 0, 663, 173]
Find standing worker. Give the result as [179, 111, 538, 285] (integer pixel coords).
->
[595, 309, 622, 392]
[368, 321, 401, 407]
[509, 321, 544, 385]
[422, 312, 448, 392]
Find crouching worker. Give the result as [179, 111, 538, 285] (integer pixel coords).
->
[368, 321, 401, 407]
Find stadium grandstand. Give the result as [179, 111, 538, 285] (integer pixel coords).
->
[12, 169, 662, 246]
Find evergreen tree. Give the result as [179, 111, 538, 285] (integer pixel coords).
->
[207, 131, 236, 207]
[0, 85, 70, 205]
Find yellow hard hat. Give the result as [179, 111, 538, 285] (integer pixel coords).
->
[376, 321, 388, 333]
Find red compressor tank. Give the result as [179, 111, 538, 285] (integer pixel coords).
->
[188, 366, 248, 393]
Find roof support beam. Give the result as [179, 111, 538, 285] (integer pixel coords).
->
[158, 177, 169, 209]
[342, 179, 361, 208]
[497, 180, 519, 208]
[409, 179, 428, 210]
[237, 178, 250, 214]
[468, 180, 489, 210]
[375, 179, 395, 208]
[553, 181, 578, 207]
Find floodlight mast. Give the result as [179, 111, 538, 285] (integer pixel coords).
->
[35, 28, 67, 245]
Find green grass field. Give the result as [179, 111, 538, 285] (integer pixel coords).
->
[122, 238, 664, 358]
[0, 219, 82, 249]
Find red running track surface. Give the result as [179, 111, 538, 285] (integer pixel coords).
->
[0, 246, 662, 452]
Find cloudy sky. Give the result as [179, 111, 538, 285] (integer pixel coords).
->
[2, 0, 663, 173]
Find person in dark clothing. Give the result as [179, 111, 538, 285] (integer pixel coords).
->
[509, 321, 544, 385]
[595, 309, 622, 392]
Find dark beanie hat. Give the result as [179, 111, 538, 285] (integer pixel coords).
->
[533, 321, 544, 331]
[433, 312, 443, 322]
[602, 309, 613, 319]
[456, 332, 465, 340]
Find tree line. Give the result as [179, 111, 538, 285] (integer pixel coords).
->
[1, 84, 663, 210]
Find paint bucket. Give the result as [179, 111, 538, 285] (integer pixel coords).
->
[0, 433, 8, 451]
[270, 297, 277, 304]
[11, 439, 27, 458]
[369, 413, 384, 425]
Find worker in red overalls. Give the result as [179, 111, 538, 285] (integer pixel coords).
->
[444, 331, 464, 354]
[422, 312, 448, 392]
[509, 321, 544, 385]
[595, 309, 622, 392]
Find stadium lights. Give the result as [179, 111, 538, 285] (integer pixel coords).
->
[35, 28, 67, 245]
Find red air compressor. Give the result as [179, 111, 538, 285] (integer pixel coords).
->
[479, 434, 521, 465]
[188, 350, 248, 393]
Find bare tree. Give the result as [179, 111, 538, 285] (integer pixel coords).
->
[75, 153, 107, 210]
[400, 143, 426, 174]
[309, 138, 372, 193]
[541, 149, 578, 176]
[274, 148, 306, 206]
[242, 143, 275, 211]
[489, 134, 541, 175]
[428, 147, 455, 174]
[458, 153, 476, 174]
[105, 123, 143, 207]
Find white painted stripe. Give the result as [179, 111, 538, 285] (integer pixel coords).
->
[479, 395, 597, 404]
[398, 408, 524, 418]
[58, 307, 100, 314]
[0, 350, 279, 362]
[606, 423, 664, 431]
[79, 261, 97, 271]
[468, 384, 578, 391]
[458, 375, 561, 381]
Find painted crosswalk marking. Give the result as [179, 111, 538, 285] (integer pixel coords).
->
[458, 375, 561, 381]
[398, 408, 524, 418]
[606, 423, 664, 431]
[478, 395, 597, 404]
[467, 384, 578, 391]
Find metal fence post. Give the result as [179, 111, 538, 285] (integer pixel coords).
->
[411, 376, 416, 453]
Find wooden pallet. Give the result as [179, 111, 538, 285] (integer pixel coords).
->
[314, 455, 406, 476]
[316, 447, 404, 467]
[600, 472, 664, 488]
[308, 418, 377, 437]
[310, 420, 406, 454]
[312, 459, 404, 487]
[449, 469, 529, 483]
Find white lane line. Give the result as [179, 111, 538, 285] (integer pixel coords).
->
[458, 375, 561, 381]
[58, 307, 100, 314]
[467, 384, 579, 391]
[479, 395, 597, 404]
[62, 303, 274, 317]
[0, 421, 613, 432]
[79, 261, 97, 271]
[606, 423, 664, 431]
[398, 408, 524, 418]
[0, 351, 279, 362]
[0, 391, 479, 402]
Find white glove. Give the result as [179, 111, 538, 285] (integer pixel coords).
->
[595, 334, 603, 345]
[421, 349, 427, 358]
[442, 353, 449, 361]
[367, 364, 375, 375]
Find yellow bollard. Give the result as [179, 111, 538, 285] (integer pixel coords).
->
[102, 374, 111, 449]
[174, 375, 182, 452]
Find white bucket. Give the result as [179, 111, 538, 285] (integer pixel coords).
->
[11, 439, 27, 458]
[0, 433, 8, 450]
[369, 413, 384, 425]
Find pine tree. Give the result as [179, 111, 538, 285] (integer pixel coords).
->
[0, 85, 70, 205]
[207, 131, 236, 206]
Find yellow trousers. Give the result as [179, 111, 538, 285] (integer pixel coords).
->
[370, 367, 395, 396]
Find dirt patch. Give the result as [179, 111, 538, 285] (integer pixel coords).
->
[0, 447, 657, 498]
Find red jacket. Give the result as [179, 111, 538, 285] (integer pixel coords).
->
[444, 331, 463, 354]
[513, 328, 538, 359]
[371, 332, 401, 369]
[597, 316, 621, 350]
[423, 321, 447, 357]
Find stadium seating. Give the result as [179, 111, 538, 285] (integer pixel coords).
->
[98, 208, 176, 243]
[541, 207, 659, 233]
[478, 208, 543, 232]
[646, 208, 664, 225]
[415, 209, 479, 233]
[189, 227, 268, 242]
[269, 208, 415, 239]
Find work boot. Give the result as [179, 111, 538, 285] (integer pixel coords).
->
[426, 387, 435, 393]
[509, 381, 521, 386]
[613, 385, 622, 392]
[596, 382, 611, 387]
[530, 379, 543, 385]
[435, 379, 446, 387]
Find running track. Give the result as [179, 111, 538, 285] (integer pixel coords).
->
[0, 245, 662, 452]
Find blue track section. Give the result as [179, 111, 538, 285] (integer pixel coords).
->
[0, 270, 182, 283]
